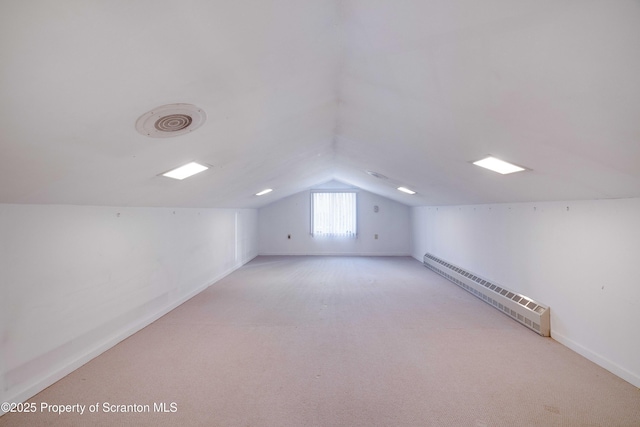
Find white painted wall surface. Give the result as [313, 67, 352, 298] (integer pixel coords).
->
[411, 198, 640, 388]
[0, 204, 258, 406]
[259, 186, 411, 256]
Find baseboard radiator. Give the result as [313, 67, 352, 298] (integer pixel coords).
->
[423, 253, 550, 336]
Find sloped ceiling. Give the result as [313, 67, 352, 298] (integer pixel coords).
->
[1, 1, 639, 209]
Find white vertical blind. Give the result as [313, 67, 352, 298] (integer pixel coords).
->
[312, 192, 357, 237]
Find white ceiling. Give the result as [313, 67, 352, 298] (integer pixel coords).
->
[1, 1, 639, 208]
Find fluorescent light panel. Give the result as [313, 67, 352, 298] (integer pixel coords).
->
[473, 156, 525, 174]
[162, 162, 208, 180]
[397, 186, 416, 195]
[256, 188, 273, 196]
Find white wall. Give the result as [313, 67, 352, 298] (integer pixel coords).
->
[259, 185, 411, 256]
[0, 204, 258, 406]
[411, 198, 640, 388]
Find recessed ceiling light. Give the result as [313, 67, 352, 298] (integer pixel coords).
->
[161, 162, 208, 180]
[397, 187, 416, 195]
[256, 188, 273, 196]
[473, 156, 526, 174]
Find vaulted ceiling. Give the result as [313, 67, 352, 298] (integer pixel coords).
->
[1, 1, 639, 208]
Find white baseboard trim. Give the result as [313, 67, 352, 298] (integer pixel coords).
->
[257, 252, 412, 257]
[1, 257, 254, 413]
[413, 252, 640, 389]
[550, 331, 639, 388]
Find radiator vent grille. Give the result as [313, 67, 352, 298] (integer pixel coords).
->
[423, 253, 550, 336]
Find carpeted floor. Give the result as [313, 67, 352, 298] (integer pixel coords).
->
[2, 256, 639, 426]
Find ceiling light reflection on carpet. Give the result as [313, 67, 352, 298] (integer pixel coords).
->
[473, 156, 526, 174]
[161, 162, 208, 180]
[397, 187, 416, 195]
[256, 189, 273, 196]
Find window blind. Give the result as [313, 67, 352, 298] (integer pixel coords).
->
[311, 192, 357, 238]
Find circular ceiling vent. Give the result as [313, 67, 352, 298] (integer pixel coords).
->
[366, 170, 389, 180]
[135, 103, 206, 138]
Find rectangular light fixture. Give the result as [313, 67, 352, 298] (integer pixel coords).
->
[256, 188, 273, 196]
[397, 186, 416, 195]
[472, 156, 526, 175]
[161, 162, 208, 180]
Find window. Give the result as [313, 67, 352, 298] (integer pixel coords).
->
[311, 191, 357, 237]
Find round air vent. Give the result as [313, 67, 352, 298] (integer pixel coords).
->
[135, 103, 206, 138]
[366, 170, 389, 180]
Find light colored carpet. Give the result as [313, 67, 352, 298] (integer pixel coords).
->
[2, 256, 639, 426]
